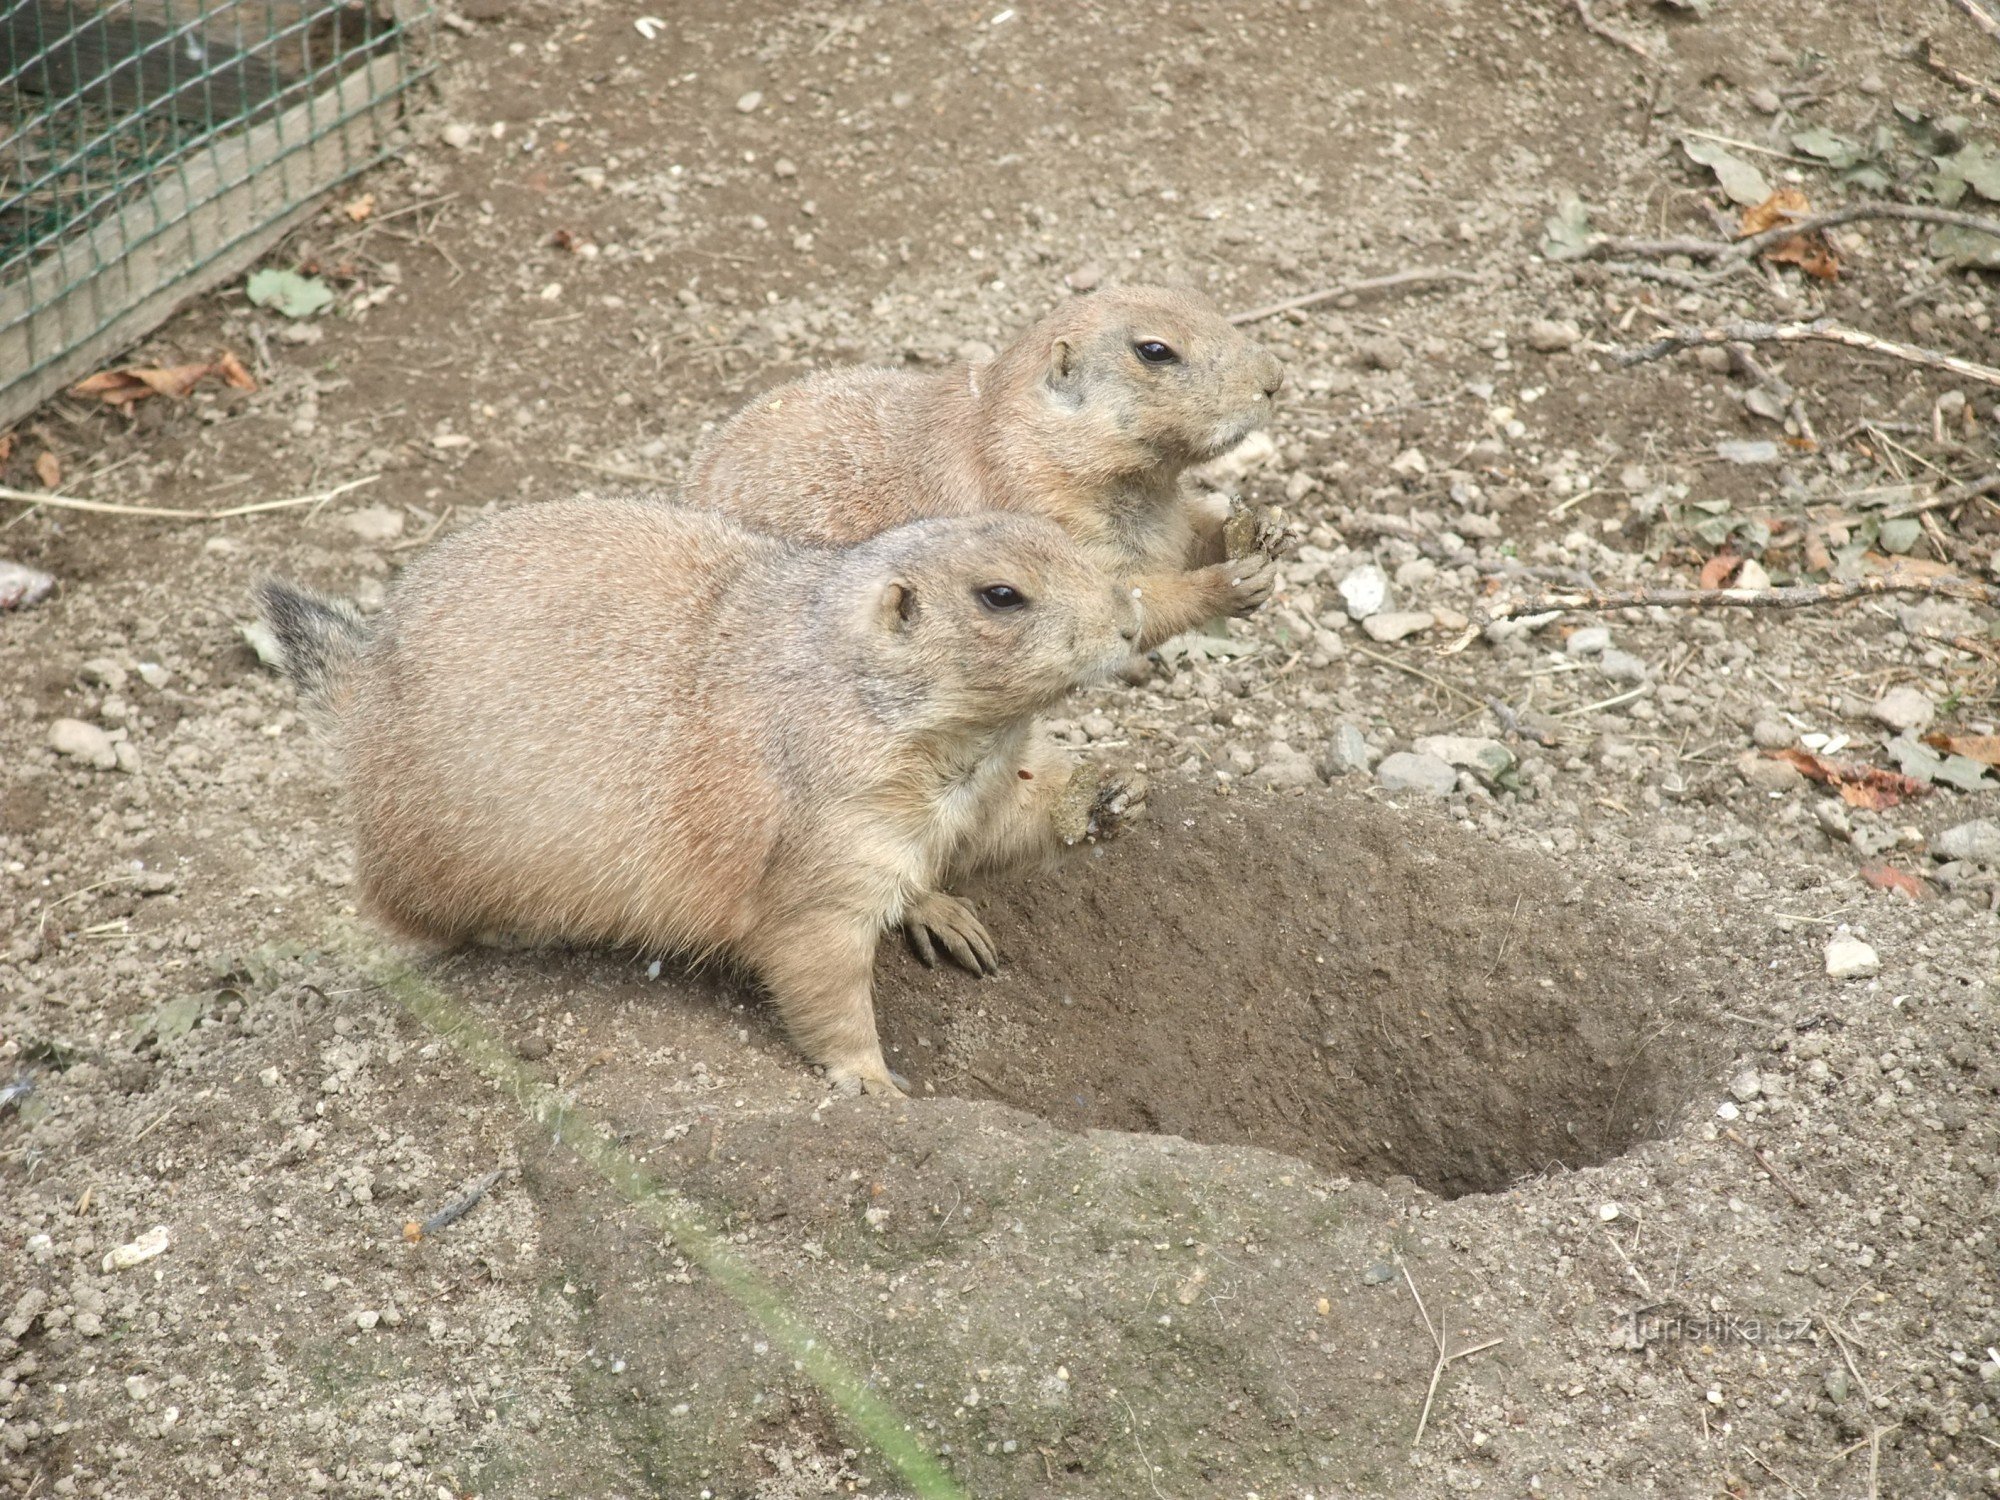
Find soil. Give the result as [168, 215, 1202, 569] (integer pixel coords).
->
[5, 0, 2000, 1497]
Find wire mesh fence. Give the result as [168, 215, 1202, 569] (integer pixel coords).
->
[0, 0, 433, 431]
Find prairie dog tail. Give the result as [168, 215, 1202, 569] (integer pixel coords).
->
[256, 578, 369, 713]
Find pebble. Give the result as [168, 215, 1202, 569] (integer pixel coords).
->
[440, 121, 475, 149]
[1357, 335, 1406, 371]
[1812, 801, 1851, 841]
[1738, 752, 1802, 794]
[103, 1225, 170, 1272]
[1250, 745, 1321, 790]
[79, 656, 127, 692]
[1362, 610, 1433, 643]
[1870, 686, 1933, 734]
[1565, 626, 1611, 657]
[354, 1309, 380, 1330]
[342, 505, 405, 544]
[736, 90, 763, 113]
[1931, 819, 2000, 865]
[1728, 1068, 1762, 1103]
[1337, 563, 1388, 621]
[1320, 723, 1377, 776]
[1525, 318, 1581, 353]
[1823, 929, 1879, 980]
[1750, 717, 1793, 750]
[773, 158, 797, 179]
[1375, 751, 1457, 798]
[0, 558, 55, 610]
[1597, 648, 1649, 684]
[1412, 734, 1515, 781]
[48, 718, 117, 770]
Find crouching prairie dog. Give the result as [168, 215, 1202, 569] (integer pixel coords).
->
[257, 496, 1141, 1096]
[685, 284, 1286, 652]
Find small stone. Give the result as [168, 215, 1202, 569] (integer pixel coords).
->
[1337, 563, 1389, 621]
[772, 158, 797, 179]
[1357, 335, 1406, 371]
[341, 505, 405, 544]
[1748, 85, 1782, 113]
[1823, 929, 1879, 980]
[1413, 734, 1515, 782]
[1251, 746, 1320, 790]
[1362, 1261, 1396, 1285]
[1728, 1069, 1763, 1103]
[1376, 751, 1457, 798]
[136, 662, 171, 690]
[1931, 820, 2000, 865]
[440, 121, 475, 149]
[1526, 318, 1580, 353]
[1388, 446, 1428, 476]
[1734, 558, 1771, 591]
[1066, 262, 1104, 293]
[1565, 626, 1611, 657]
[736, 89, 763, 113]
[103, 1225, 170, 1272]
[1739, 752, 1802, 794]
[516, 1035, 552, 1061]
[1363, 610, 1434, 643]
[354, 1309, 380, 1330]
[1320, 723, 1377, 777]
[1813, 801, 1851, 842]
[0, 558, 55, 611]
[1597, 648, 1649, 683]
[1750, 717, 1793, 750]
[79, 657, 127, 692]
[1597, 1202, 1621, 1222]
[48, 718, 117, 770]
[1870, 686, 1933, 734]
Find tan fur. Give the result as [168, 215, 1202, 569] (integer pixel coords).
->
[685, 285, 1285, 652]
[267, 497, 1138, 1095]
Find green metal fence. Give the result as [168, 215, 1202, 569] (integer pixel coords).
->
[0, 0, 432, 431]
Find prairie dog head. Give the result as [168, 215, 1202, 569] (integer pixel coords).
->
[1007, 284, 1285, 475]
[846, 515, 1139, 725]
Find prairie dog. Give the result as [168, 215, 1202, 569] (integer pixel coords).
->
[258, 497, 1140, 1096]
[685, 284, 1286, 652]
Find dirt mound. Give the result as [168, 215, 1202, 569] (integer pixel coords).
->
[877, 780, 1719, 1197]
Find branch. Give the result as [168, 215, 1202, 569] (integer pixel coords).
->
[1950, 0, 2000, 47]
[1572, 0, 1655, 61]
[1915, 38, 2000, 107]
[0, 475, 379, 521]
[1228, 268, 1484, 326]
[1613, 318, 2000, 389]
[1440, 571, 1999, 654]
[1562, 200, 2000, 264]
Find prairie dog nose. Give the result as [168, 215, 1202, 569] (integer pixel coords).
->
[1256, 350, 1285, 398]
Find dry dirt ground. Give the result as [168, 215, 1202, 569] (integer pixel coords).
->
[6, 0, 2000, 1495]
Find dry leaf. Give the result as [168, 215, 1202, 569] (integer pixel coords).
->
[0, 432, 13, 463]
[1859, 863, 1927, 900]
[1698, 551, 1742, 589]
[1867, 553, 1962, 582]
[1770, 748, 1931, 810]
[1924, 732, 2000, 767]
[33, 450, 60, 488]
[70, 353, 257, 408]
[343, 192, 376, 222]
[1739, 188, 1839, 280]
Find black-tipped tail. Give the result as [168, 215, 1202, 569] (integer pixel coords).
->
[255, 578, 369, 710]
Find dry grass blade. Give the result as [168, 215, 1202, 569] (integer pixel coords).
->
[0, 475, 379, 521]
[1950, 0, 2000, 45]
[1399, 1260, 1502, 1447]
[1228, 268, 1484, 326]
[1572, 0, 1654, 60]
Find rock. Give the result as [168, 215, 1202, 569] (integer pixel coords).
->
[103, 1225, 170, 1272]
[1337, 563, 1389, 621]
[735, 90, 763, 113]
[1320, 723, 1377, 777]
[1066, 262, 1104, 293]
[1525, 318, 1580, 353]
[79, 656, 127, 692]
[1738, 752, 1802, 794]
[354, 1309, 380, 1330]
[1734, 558, 1772, 591]
[1870, 686, 1934, 734]
[48, 718, 117, 770]
[135, 662, 172, 690]
[1565, 626, 1611, 657]
[772, 157, 797, 179]
[0, 559, 55, 610]
[1728, 1069, 1762, 1103]
[1812, 801, 1852, 842]
[440, 121, 475, 150]
[1412, 734, 1515, 782]
[1823, 929, 1879, 980]
[1250, 745, 1320, 790]
[342, 505, 405, 544]
[1750, 717, 1793, 750]
[1931, 820, 2000, 865]
[1375, 751, 1457, 798]
[1362, 610, 1434, 643]
[1357, 335, 1406, 371]
[1388, 447, 1428, 477]
[1597, 649, 1649, 684]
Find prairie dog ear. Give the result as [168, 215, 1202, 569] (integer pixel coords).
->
[877, 580, 919, 631]
[1047, 337, 1080, 398]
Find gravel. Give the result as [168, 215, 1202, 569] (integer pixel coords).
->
[1374, 751, 1458, 798]
[46, 718, 117, 770]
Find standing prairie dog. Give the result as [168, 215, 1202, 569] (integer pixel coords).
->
[685, 284, 1286, 653]
[257, 497, 1140, 1096]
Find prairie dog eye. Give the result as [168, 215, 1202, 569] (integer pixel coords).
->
[1133, 340, 1180, 364]
[977, 583, 1028, 612]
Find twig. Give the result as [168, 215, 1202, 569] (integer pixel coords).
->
[1227, 268, 1485, 326]
[1558, 685, 1649, 718]
[1721, 1126, 1812, 1208]
[1614, 318, 2000, 390]
[1442, 571, 1997, 655]
[1572, 0, 1654, 61]
[0, 475, 380, 521]
[1950, 0, 2000, 46]
[1485, 696, 1560, 747]
[419, 1168, 503, 1235]
[1600, 259, 1718, 293]
[1881, 471, 2000, 521]
[1564, 201, 2000, 264]
[1398, 1261, 1502, 1447]
[1915, 39, 2000, 106]
[1350, 643, 1485, 709]
[1825, 1321, 1892, 1500]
